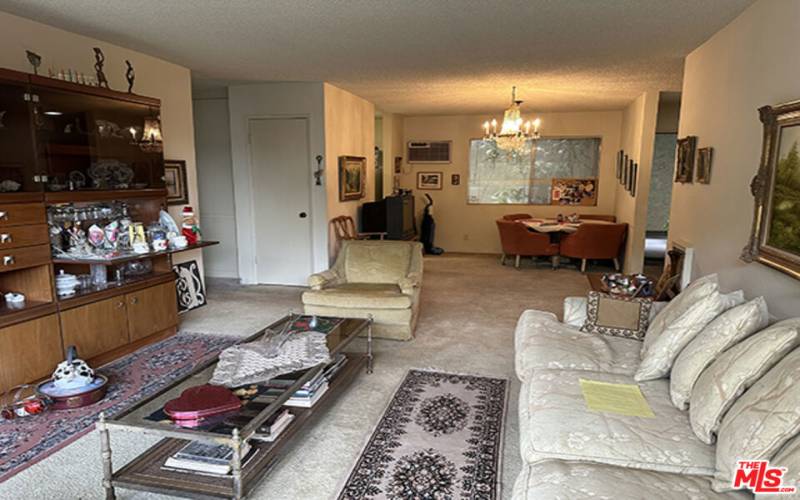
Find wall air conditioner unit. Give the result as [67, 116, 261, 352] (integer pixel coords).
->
[407, 140, 452, 164]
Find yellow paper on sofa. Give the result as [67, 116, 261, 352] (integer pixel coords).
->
[579, 379, 655, 418]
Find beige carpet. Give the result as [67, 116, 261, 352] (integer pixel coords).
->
[0, 254, 589, 499]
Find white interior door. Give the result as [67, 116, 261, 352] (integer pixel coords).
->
[248, 117, 313, 285]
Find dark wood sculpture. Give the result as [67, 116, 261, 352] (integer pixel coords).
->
[93, 47, 109, 89]
[125, 60, 135, 93]
[25, 50, 41, 75]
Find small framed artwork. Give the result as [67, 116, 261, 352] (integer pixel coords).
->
[616, 150, 624, 180]
[417, 171, 443, 190]
[696, 147, 713, 184]
[629, 162, 638, 196]
[338, 156, 366, 201]
[551, 178, 598, 206]
[394, 156, 402, 174]
[621, 154, 629, 185]
[675, 136, 697, 183]
[174, 260, 206, 313]
[451, 174, 460, 186]
[164, 159, 188, 205]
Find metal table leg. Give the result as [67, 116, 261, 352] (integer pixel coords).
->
[231, 429, 244, 500]
[366, 315, 374, 374]
[98, 412, 116, 500]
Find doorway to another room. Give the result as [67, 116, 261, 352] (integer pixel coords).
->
[248, 117, 314, 285]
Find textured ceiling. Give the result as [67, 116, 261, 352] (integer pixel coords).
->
[0, 0, 753, 114]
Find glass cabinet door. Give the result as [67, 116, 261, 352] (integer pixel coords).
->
[0, 80, 42, 192]
[31, 87, 164, 192]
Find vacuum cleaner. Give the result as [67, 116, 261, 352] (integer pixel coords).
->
[420, 194, 444, 255]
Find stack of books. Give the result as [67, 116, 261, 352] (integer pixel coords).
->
[259, 355, 349, 409]
[163, 441, 256, 476]
[253, 408, 294, 442]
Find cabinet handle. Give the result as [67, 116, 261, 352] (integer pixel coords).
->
[0, 212, 7, 221]
[3, 255, 14, 266]
[130, 297, 139, 305]
[0, 234, 11, 243]
[116, 301, 125, 309]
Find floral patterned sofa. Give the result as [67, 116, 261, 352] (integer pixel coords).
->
[512, 276, 800, 499]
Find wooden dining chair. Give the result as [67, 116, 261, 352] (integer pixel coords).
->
[329, 216, 387, 260]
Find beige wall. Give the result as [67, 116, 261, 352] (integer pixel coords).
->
[0, 11, 203, 273]
[668, 0, 800, 319]
[378, 111, 405, 198]
[399, 111, 623, 254]
[614, 91, 660, 273]
[323, 83, 375, 254]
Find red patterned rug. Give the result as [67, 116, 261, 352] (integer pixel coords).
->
[0, 332, 236, 483]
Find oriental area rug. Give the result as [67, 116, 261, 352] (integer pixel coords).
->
[339, 369, 508, 499]
[0, 332, 236, 483]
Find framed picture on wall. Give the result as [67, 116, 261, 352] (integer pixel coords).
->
[338, 156, 366, 201]
[629, 162, 638, 196]
[675, 136, 697, 183]
[616, 150, 624, 180]
[394, 156, 402, 174]
[743, 101, 800, 280]
[621, 154, 629, 185]
[417, 171, 443, 190]
[164, 159, 189, 205]
[451, 174, 460, 185]
[696, 147, 713, 184]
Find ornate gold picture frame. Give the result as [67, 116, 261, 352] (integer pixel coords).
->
[742, 100, 800, 280]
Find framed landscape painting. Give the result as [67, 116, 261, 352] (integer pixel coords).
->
[742, 101, 800, 280]
[339, 156, 366, 201]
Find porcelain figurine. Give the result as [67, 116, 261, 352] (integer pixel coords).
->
[52, 346, 95, 390]
[181, 206, 202, 245]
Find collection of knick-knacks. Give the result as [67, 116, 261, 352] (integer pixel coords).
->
[25, 47, 135, 93]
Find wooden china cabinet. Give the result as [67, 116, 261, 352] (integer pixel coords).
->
[0, 67, 210, 393]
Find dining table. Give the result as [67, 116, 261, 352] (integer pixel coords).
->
[521, 217, 613, 234]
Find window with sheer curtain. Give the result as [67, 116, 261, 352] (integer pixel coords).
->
[468, 137, 601, 204]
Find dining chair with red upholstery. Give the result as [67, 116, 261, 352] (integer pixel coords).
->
[496, 219, 560, 269]
[559, 222, 628, 272]
[579, 214, 617, 222]
[501, 213, 533, 221]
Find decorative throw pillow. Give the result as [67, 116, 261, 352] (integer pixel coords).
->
[713, 343, 800, 492]
[634, 274, 723, 381]
[580, 292, 652, 340]
[689, 318, 800, 445]
[669, 297, 769, 410]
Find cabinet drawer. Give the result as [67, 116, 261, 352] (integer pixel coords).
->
[0, 224, 49, 250]
[0, 244, 51, 272]
[0, 203, 46, 227]
[0, 314, 62, 393]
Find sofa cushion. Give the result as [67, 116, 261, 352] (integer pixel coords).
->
[689, 319, 800, 445]
[670, 297, 769, 410]
[302, 283, 411, 309]
[519, 368, 715, 475]
[512, 460, 750, 500]
[342, 241, 412, 283]
[580, 291, 652, 340]
[564, 296, 668, 327]
[756, 433, 800, 499]
[713, 344, 800, 492]
[635, 274, 725, 381]
[515, 310, 641, 380]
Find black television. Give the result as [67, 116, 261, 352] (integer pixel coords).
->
[361, 194, 416, 240]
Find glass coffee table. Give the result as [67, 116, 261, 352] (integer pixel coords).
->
[97, 315, 372, 500]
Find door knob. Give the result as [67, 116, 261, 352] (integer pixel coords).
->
[299, 212, 308, 218]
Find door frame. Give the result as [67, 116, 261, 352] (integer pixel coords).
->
[246, 114, 316, 284]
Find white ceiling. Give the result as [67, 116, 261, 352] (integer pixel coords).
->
[0, 0, 753, 115]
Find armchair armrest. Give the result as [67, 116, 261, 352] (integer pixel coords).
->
[563, 297, 588, 327]
[308, 269, 341, 290]
[398, 271, 422, 295]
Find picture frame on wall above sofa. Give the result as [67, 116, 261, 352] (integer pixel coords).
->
[696, 147, 713, 184]
[675, 136, 697, 183]
[417, 171, 443, 190]
[164, 159, 188, 205]
[742, 101, 800, 280]
[339, 156, 366, 201]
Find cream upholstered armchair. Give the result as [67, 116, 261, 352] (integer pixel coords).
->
[302, 240, 423, 341]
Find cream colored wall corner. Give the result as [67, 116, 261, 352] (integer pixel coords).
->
[398, 111, 623, 254]
[323, 83, 376, 259]
[0, 11, 203, 278]
[614, 91, 660, 274]
[667, 0, 800, 319]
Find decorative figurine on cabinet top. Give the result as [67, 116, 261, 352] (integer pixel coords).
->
[93, 47, 109, 89]
[181, 206, 202, 246]
[25, 50, 42, 75]
[125, 60, 135, 93]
